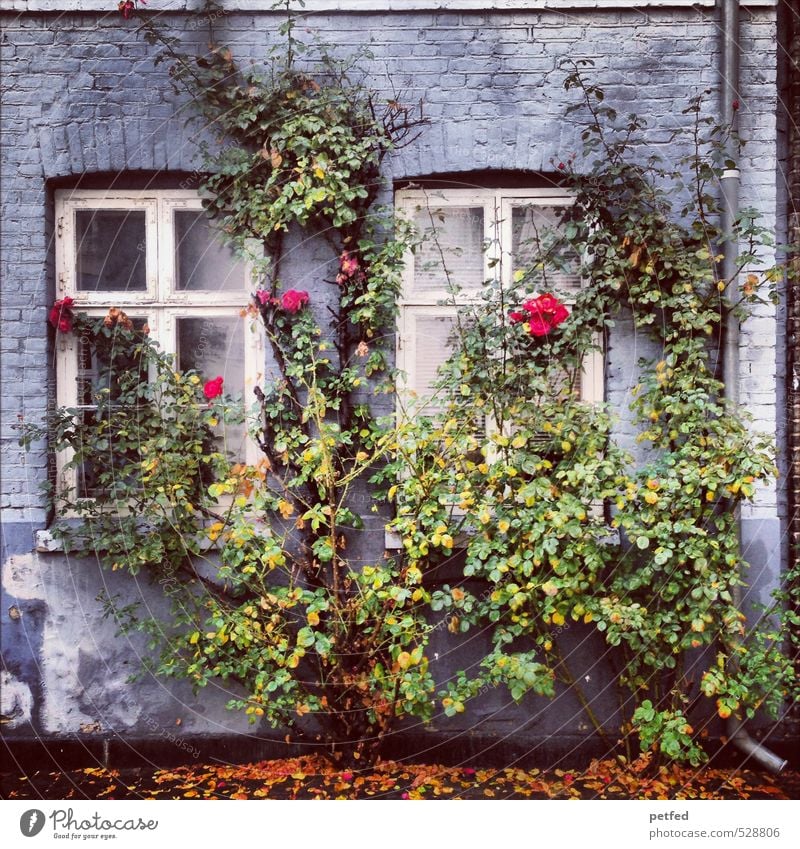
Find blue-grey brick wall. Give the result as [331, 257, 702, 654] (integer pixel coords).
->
[0, 5, 785, 749]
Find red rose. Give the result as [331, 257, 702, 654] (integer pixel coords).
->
[509, 310, 526, 324]
[518, 293, 569, 337]
[341, 772, 354, 782]
[118, 0, 146, 19]
[48, 297, 74, 333]
[281, 289, 310, 314]
[203, 376, 224, 400]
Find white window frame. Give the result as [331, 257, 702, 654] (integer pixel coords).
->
[394, 186, 603, 419]
[388, 187, 606, 543]
[54, 188, 263, 501]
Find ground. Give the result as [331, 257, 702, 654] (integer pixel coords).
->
[2, 755, 799, 800]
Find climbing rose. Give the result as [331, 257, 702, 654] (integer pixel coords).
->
[203, 376, 224, 400]
[336, 250, 364, 285]
[103, 307, 133, 330]
[255, 289, 277, 307]
[511, 293, 569, 337]
[48, 297, 74, 333]
[118, 0, 146, 19]
[281, 289, 309, 314]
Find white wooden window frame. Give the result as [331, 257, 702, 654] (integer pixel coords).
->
[54, 189, 263, 501]
[394, 187, 603, 417]
[388, 188, 606, 543]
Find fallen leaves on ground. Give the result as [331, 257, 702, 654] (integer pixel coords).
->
[3, 755, 798, 800]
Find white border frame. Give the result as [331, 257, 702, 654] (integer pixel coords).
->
[11, 2, 777, 14]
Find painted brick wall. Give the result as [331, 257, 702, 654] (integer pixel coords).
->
[0, 5, 783, 745]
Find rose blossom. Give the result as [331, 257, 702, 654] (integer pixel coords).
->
[512, 293, 569, 337]
[255, 290, 278, 307]
[203, 376, 224, 400]
[281, 289, 310, 314]
[336, 250, 364, 286]
[48, 297, 75, 333]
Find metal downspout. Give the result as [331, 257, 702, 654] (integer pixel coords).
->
[719, 0, 787, 774]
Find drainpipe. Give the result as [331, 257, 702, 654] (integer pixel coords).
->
[719, 0, 787, 774]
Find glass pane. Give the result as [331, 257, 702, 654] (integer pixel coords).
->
[75, 317, 149, 499]
[411, 313, 457, 416]
[174, 210, 247, 292]
[76, 317, 149, 404]
[409, 312, 485, 453]
[511, 204, 581, 296]
[75, 210, 147, 292]
[412, 206, 485, 293]
[177, 316, 246, 457]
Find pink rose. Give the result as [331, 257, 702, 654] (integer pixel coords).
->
[255, 290, 278, 307]
[203, 376, 224, 400]
[281, 289, 310, 314]
[336, 250, 364, 286]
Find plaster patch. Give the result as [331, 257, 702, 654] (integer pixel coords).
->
[0, 670, 33, 728]
[2, 553, 44, 601]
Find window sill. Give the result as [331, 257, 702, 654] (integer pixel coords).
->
[35, 525, 221, 554]
[36, 528, 64, 553]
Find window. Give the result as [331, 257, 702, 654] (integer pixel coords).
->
[394, 187, 603, 417]
[54, 189, 262, 497]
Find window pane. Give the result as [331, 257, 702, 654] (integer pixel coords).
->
[407, 312, 485, 456]
[75, 210, 147, 292]
[174, 210, 247, 292]
[176, 316, 246, 457]
[75, 318, 149, 499]
[410, 313, 457, 416]
[76, 317, 149, 404]
[412, 206, 485, 294]
[511, 205, 581, 297]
